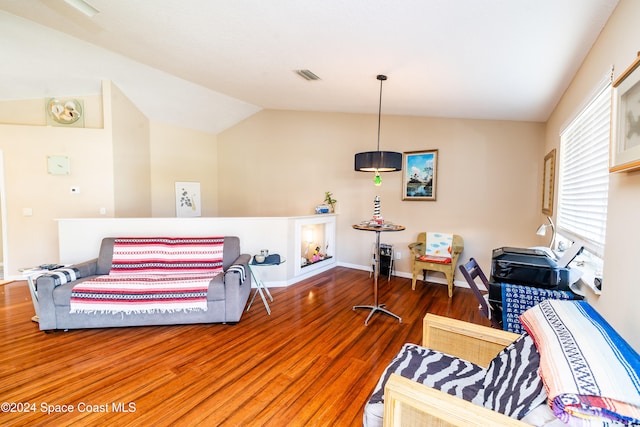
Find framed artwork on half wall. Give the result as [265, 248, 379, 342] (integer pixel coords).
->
[175, 182, 201, 217]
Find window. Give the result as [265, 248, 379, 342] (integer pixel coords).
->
[556, 72, 611, 281]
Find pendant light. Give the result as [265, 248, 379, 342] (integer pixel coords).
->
[354, 74, 403, 186]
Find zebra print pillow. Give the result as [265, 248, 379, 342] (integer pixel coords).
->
[364, 343, 486, 427]
[368, 343, 485, 402]
[481, 333, 547, 419]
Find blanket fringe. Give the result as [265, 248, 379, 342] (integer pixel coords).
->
[69, 307, 208, 316]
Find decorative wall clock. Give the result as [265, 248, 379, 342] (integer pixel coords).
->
[46, 98, 84, 126]
[47, 155, 71, 175]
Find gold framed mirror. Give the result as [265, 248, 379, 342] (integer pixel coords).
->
[542, 149, 556, 216]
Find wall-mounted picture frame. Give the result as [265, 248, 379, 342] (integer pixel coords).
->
[542, 149, 556, 216]
[610, 53, 640, 173]
[402, 149, 438, 201]
[175, 182, 201, 217]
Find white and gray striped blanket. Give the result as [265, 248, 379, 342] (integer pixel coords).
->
[38, 267, 80, 287]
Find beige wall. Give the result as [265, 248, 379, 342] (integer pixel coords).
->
[0, 95, 104, 128]
[0, 82, 217, 276]
[1, 1, 637, 351]
[150, 121, 219, 217]
[218, 110, 546, 279]
[544, 0, 640, 350]
[110, 83, 152, 217]
[0, 123, 114, 275]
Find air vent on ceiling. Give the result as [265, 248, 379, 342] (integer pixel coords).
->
[295, 69, 321, 81]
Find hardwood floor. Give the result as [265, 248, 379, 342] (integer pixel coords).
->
[0, 267, 489, 426]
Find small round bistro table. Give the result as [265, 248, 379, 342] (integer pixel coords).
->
[352, 223, 405, 325]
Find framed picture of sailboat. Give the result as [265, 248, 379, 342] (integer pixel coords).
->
[402, 149, 438, 201]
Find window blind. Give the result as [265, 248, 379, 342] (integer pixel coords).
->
[556, 79, 611, 258]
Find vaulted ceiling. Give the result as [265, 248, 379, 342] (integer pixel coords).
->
[0, 0, 620, 134]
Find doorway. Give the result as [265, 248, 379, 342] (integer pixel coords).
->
[0, 150, 7, 280]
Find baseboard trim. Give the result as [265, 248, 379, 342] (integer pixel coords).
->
[336, 261, 469, 289]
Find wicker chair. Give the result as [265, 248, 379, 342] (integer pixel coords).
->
[381, 314, 525, 426]
[408, 233, 464, 297]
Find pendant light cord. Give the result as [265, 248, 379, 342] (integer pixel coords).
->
[353, 73, 401, 175]
[376, 75, 386, 152]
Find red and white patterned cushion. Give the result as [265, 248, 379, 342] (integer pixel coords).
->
[109, 237, 224, 275]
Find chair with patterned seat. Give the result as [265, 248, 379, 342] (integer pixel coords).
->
[408, 232, 464, 297]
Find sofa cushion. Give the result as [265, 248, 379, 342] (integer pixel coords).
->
[418, 255, 452, 264]
[221, 236, 241, 270]
[53, 274, 225, 305]
[481, 333, 547, 419]
[97, 236, 242, 274]
[363, 343, 485, 427]
[425, 232, 453, 259]
[109, 237, 224, 275]
[52, 277, 95, 306]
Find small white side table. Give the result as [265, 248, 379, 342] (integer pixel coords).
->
[246, 255, 285, 315]
[19, 268, 50, 323]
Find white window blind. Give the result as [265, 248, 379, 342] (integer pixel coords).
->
[556, 76, 611, 258]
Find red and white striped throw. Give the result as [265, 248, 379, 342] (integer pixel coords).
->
[70, 237, 225, 314]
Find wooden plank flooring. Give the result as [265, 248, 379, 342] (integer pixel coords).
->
[0, 267, 489, 426]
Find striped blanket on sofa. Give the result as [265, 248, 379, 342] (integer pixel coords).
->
[521, 300, 640, 426]
[70, 237, 224, 314]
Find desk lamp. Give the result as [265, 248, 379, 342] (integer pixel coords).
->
[536, 216, 556, 249]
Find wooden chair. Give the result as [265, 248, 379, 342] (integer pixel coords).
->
[459, 257, 502, 329]
[408, 233, 463, 297]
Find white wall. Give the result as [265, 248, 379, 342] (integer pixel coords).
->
[57, 216, 337, 286]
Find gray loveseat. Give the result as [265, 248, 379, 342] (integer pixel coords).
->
[36, 236, 251, 331]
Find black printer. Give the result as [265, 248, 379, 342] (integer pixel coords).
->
[490, 243, 583, 291]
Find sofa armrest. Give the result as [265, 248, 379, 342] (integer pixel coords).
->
[222, 253, 252, 322]
[230, 253, 251, 268]
[383, 374, 529, 427]
[36, 258, 98, 330]
[423, 313, 520, 368]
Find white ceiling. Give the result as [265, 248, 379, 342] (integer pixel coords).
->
[0, 0, 620, 134]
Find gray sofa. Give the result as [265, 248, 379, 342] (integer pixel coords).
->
[36, 236, 251, 331]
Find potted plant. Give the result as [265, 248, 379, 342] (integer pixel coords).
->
[324, 191, 337, 213]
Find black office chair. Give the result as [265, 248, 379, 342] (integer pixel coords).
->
[459, 257, 502, 329]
